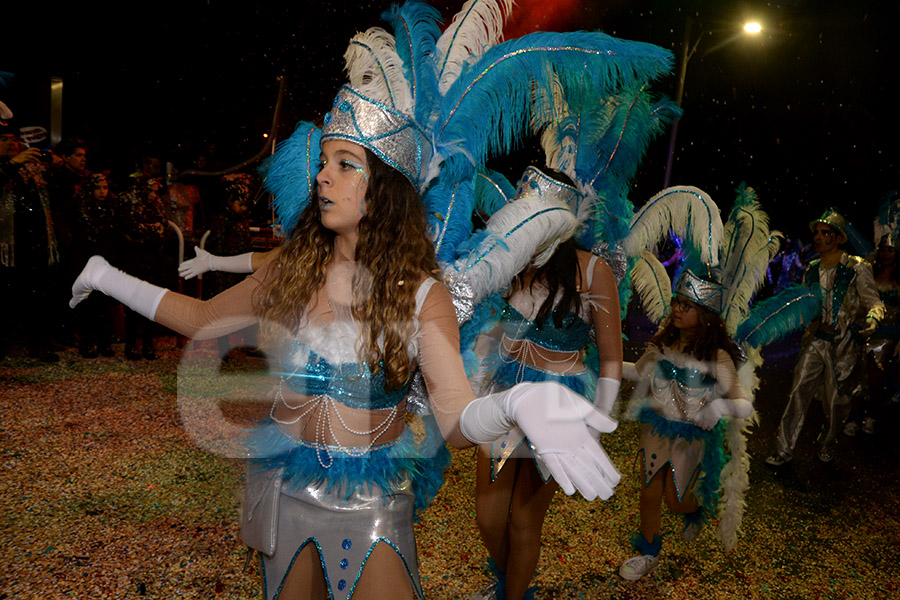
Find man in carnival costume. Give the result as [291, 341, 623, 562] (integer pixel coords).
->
[766, 208, 884, 466]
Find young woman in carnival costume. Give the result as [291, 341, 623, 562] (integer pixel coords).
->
[439, 72, 680, 597]
[67, 1, 680, 597]
[618, 184, 785, 580]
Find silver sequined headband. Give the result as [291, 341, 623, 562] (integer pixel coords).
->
[674, 269, 727, 315]
[514, 167, 580, 213]
[322, 85, 432, 191]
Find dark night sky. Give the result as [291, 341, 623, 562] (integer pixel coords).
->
[3, 0, 898, 241]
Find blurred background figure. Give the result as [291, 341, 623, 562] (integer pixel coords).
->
[72, 172, 121, 357]
[0, 119, 60, 361]
[204, 172, 259, 358]
[118, 154, 174, 360]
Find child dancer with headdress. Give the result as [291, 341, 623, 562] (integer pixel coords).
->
[618, 270, 752, 580]
[619, 184, 786, 580]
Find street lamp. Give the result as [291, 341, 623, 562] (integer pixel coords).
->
[662, 17, 763, 188]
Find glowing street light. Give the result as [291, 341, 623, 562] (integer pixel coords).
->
[662, 18, 764, 188]
[744, 21, 762, 35]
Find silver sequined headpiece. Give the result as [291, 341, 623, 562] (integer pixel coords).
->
[514, 166, 581, 213]
[322, 86, 432, 191]
[674, 269, 727, 315]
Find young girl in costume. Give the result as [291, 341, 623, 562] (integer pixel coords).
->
[66, 0, 678, 596]
[618, 270, 752, 580]
[471, 167, 623, 600]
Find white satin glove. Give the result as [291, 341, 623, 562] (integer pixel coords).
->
[70, 256, 167, 320]
[178, 247, 255, 279]
[695, 397, 753, 430]
[593, 377, 621, 417]
[459, 381, 621, 500]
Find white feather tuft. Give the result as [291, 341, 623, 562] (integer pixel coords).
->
[446, 196, 577, 306]
[623, 186, 723, 267]
[630, 250, 671, 323]
[344, 28, 414, 115]
[716, 347, 761, 552]
[435, 0, 515, 94]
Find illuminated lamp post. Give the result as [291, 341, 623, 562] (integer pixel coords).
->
[662, 18, 763, 188]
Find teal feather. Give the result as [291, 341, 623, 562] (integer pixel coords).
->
[383, 2, 443, 125]
[258, 121, 322, 233]
[734, 284, 821, 348]
[844, 220, 873, 257]
[436, 31, 674, 171]
[475, 168, 515, 217]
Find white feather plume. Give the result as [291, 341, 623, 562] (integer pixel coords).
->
[435, 0, 515, 94]
[445, 196, 577, 307]
[630, 249, 671, 323]
[722, 231, 784, 333]
[716, 347, 761, 552]
[623, 186, 723, 267]
[344, 27, 414, 115]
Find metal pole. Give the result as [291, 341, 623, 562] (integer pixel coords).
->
[663, 18, 696, 189]
[50, 77, 64, 147]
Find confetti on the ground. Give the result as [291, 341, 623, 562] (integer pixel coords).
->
[1, 337, 898, 599]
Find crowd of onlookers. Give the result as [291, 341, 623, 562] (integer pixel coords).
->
[0, 121, 265, 362]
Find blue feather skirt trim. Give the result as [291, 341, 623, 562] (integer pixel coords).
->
[491, 359, 593, 398]
[246, 415, 451, 516]
[635, 405, 726, 521]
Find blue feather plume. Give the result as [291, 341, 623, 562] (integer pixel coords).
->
[474, 168, 515, 218]
[844, 220, 873, 257]
[383, 2, 443, 125]
[734, 284, 821, 348]
[258, 121, 322, 234]
[436, 31, 674, 170]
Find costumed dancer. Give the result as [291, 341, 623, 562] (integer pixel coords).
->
[850, 202, 900, 435]
[452, 71, 679, 599]
[620, 184, 783, 580]
[65, 0, 680, 596]
[765, 208, 883, 467]
[465, 168, 622, 600]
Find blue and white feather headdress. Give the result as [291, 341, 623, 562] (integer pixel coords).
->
[260, 0, 676, 254]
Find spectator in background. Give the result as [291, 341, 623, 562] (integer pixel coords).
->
[203, 173, 258, 356]
[118, 156, 174, 360]
[49, 138, 89, 346]
[0, 119, 60, 361]
[72, 172, 120, 357]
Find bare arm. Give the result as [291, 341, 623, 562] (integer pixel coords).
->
[586, 253, 623, 381]
[415, 282, 477, 448]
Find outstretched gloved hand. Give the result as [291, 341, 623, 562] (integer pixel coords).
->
[459, 381, 621, 501]
[178, 247, 255, 280]
[694, 397, 753, 430]
[70, 256, 168, 320]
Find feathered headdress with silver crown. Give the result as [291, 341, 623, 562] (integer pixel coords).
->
[260, 0, 676, 259]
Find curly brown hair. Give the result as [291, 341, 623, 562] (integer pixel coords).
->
[258, 147, 437, 389]
[650, 299, 742, 365]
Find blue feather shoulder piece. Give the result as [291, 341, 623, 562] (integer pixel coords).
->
[734, 284, 820, 348]
[258, 121, 322, 234]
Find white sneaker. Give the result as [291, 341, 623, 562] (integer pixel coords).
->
[619, 555, 659, 581]
[843, 421, 858, 437]
[862, 417, 875, 435]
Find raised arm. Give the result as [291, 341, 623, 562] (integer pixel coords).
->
[71, 255, 262, 340]
[587, 254, 623, 414]
[179, 246, 282, 279]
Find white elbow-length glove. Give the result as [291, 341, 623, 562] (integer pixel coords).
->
[178, 246, 255, 279]
[694, 397, 754, 430]
[70, 256, 168, 320]
[459, 381, 621, 500]
[593, 377, 621, 417]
